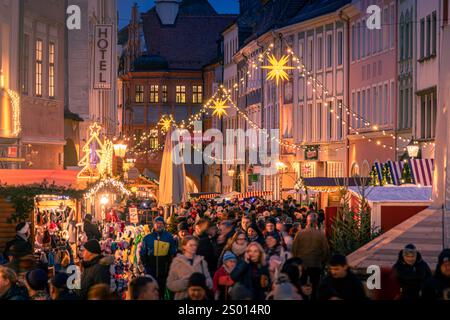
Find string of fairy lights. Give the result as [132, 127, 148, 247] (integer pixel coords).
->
[125, 33, 435, 162]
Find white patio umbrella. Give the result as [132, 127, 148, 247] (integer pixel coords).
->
[158, 127, 187, 220]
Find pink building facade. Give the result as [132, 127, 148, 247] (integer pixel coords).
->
[345, 0, 397, 175]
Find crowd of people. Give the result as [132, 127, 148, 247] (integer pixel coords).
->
[1, 197, 449, 301]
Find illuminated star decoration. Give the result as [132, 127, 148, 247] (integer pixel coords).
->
[158, 116, 173, 131]
[261, 54, 295, 85]
[210, 98, 230, 118]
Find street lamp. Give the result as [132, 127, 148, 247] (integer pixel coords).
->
[113, 139, 128, 158]
[407, 139, 419, 159]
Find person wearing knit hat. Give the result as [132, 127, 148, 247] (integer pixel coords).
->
[79, 239, 112, 299]
[213, 251, 237, 300]
[186, 272, 210, 300]
[49, 272, 79, 300]
[392, 243, 432, 300]
[174, 222, 190, 253]
[3, 222, 32, 260]
[25, 269, 50, 300]
[422, 249, 450, 300]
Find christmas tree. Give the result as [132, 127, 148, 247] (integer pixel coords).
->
[369, 165, 380, 186]
[383, 163, 393, 185]
[401, 161, 413, 184]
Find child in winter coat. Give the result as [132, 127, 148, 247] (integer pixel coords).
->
[213, 251, 237, 300]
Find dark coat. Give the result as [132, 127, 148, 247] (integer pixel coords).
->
[230, 260, 271, 300]
[83, 222, 101, 241]
[3, 235, 32, 258]
[195, 232, 218, 274]
[79, 255, 112, 299]
[318, 270, 368, 301]
[0, 284, 29, 300]
[422, 258, 450, 300]
[392, 251, 432, 300]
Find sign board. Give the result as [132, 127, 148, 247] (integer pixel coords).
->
[93, 25, 113, 90]
[304, 145, 319, 161]
[7, 147, 18, 158]
[129, 207, 139, 224]
[126, 167, 140, 180]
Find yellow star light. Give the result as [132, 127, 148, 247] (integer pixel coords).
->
[158, 116, 173, 131]
[261, 54, 295, 85]
[210, 99, 230, 118]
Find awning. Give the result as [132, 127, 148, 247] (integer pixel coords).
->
[190, 192, 221, 199]
[238, 191, 273, 199]
[303, 177, 371, 187]
[0, 169, 85, 190]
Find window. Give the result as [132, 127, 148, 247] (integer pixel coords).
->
[384, 7, 389, 50]
[351, 24, 356, 61]
[193, 85, 202, 103]
[35, 39, 43, 96]
[390, 5, 395, 48]
[400, 15, 404, 59]
[362, 90, 366, 129]
[373, 86, 377, 125]
[418, 90, 437, 139]
[362, 21, 366, 57]
[420, 18, 425, 59]
[327, 162, 344, 178]
[21, 34, 29, 95]
[399, 89, 404, 129]
[357, 91, 361, 128]
[49, 42, 55, 98]
[426, 15, 431, 57]
[432, 11, 437, 55]
[317, 36, 323, 69]
[149, 130, 159, 149]
[367, 88, 371, 125]
[307, 38, 313, 71]
[317, 103, 322, 141]
[176, 86, 186, 103]
[307, 104, 313, 141]
[337, 31, 343, 65]
[327, 34, 333, 68]
[378, 84, 383, 124]
[150, 85, 159, 103]
[384, 83, 388, 125]
[337, 99, 343, 140]
[328, 101, 334, 140]
[135, 85, 144, 103]
[357, 22, 361, 59]
[162, 85, 168, 103]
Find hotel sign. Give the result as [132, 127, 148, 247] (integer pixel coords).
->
[93, 25, 113, 90]
[304, 145, 319, 161]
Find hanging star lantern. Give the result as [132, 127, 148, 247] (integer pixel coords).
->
[262, 54, 294, 85]
[210, 98, 230, 118]
[158, 116, 173, 131]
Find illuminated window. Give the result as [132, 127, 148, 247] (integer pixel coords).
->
[176, 85, 186, 103]
[162, 85, 168, 103]
[135, 85, 144, 103]
[35, 39, 43, 96]
[193, 85, 202, 103]
[150, 85, 159, 103]
[21, 34, 30, 95]
[49, 42, 55, 98]
[149, 130, 159, 149]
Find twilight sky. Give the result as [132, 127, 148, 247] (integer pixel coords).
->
[117, 0, 240, 28]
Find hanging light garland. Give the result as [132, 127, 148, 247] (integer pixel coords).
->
[84, 178, 132, 199]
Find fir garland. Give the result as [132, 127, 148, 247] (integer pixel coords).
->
[0, 182, 84, 223]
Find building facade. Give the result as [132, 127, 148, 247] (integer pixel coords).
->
[119, 0, 235, 193]
[346, 0, 398, 175]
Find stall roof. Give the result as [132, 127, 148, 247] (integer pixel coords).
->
[0, 169, 85, 190]
[303, 177, 371, 187]
[348, 186, 432, 202]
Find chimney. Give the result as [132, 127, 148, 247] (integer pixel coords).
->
[155, 0, 182, 25]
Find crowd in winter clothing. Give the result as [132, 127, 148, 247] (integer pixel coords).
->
[1, 197, 450, 301]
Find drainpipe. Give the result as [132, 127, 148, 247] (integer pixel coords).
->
[256, 40, 264, 192]
[339, 10, 351, 177]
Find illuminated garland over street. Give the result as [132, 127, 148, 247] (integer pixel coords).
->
[84, 178, 131, 199]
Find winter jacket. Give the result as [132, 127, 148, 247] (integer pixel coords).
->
[318, 270, 368, 301]
[166, 254, 213, 300]
[194, 232, 218, 275]
[392, 251, 432, 300]
[79, 255, 113, 299]
[422, 272, 450, 300]
[291, 228, 330, 268]
[3, 235, 32, 258]
[139, 230, 177, 281]
[83, 222, 101, 241]
[0, 284, 29, 300]
[230, 260, 271, 300]
[213, 265, 235, 300]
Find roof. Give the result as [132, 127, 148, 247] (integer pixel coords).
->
[348, 186, 433, 203]
[0, 170, 85, 190]
[64, 110, 84, 122]
[284, 0, 351, 26]
[132, 55, 169, 71]
[141, 6, 236, 70]
[347, 208, 444, 270]
[303, 177, 371, 187]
